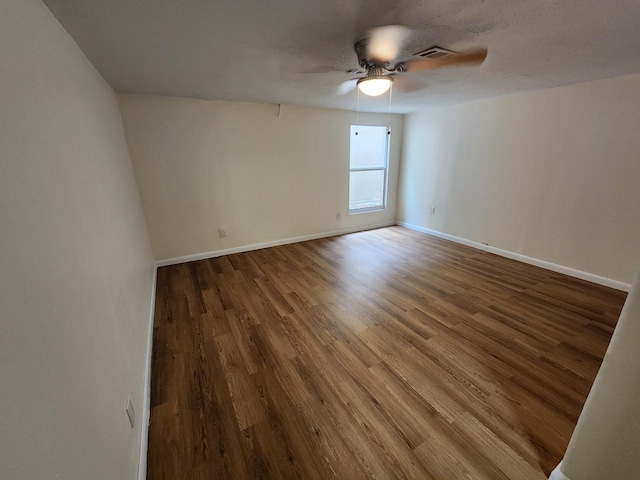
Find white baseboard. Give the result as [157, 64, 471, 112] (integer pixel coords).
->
[397, 222, 630, 292]
[137, 264, 157, 480]
[549, 462, 571, 480]
[155, 221, 396, 267]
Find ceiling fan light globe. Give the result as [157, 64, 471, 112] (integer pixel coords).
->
[357, 76, 393, 96]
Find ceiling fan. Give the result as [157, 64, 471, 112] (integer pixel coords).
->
[339, 25, 488, 96]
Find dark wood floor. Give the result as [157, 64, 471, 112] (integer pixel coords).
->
[147, 226, 626, 480]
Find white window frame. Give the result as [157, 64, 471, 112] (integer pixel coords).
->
[349, 125, 390, 214]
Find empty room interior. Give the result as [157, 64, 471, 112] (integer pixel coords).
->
[3, 0, 640, 479]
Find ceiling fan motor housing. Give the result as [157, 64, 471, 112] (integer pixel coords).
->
[354, 39, 393, 70]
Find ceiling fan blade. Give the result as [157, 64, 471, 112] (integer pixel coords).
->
[337, 79, 358, 95]
[392, 75, 425, 93]
[366, 25, 410, 64]
[399, 48, 488, 73]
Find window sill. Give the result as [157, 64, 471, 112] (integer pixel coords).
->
[349, 207, 386, 215]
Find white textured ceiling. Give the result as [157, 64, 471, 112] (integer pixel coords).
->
[43, 0, 640, 113]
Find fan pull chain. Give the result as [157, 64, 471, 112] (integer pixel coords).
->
[355, 89, 360, 135]
[387, 84, 393, 135]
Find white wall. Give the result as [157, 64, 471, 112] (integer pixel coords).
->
[0, 1, 154, 479]
[118, 95, 403, 261]
[398, 74, 640, 284]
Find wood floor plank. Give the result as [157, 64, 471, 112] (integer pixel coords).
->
[147, 226, 625, 479]
[214, 333, 266, 430]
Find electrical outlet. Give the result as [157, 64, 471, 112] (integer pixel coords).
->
[429, 205, 436, 215]
[125, 397, 135, 429]
[336, 212, 342, 221]
[218, 227, 227, 238]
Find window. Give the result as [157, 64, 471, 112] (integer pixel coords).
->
[349, 125, 389, 213]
